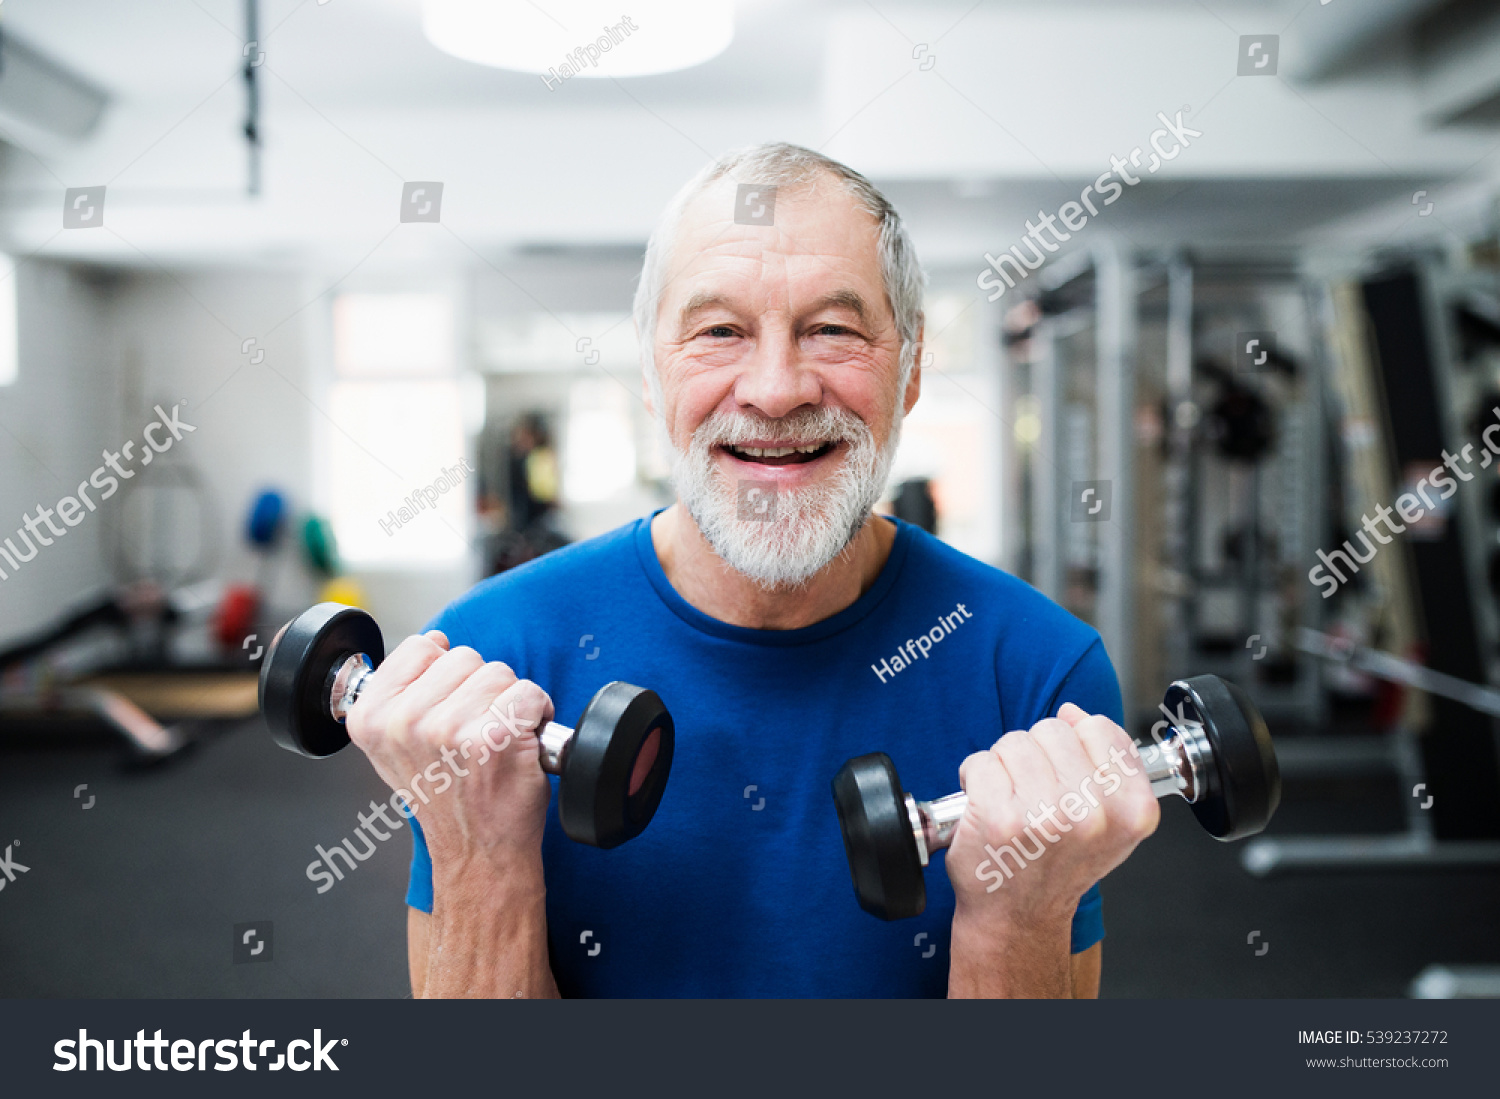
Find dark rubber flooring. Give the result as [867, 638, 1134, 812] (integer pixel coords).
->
[2, 717, 1496, 997]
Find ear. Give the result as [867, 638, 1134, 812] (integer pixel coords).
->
[902, 322, 924, 416]
[636, 313, 658, 417]
[641, 365, 656, 418]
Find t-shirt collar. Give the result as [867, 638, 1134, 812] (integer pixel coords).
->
[633, 507, 912, 646]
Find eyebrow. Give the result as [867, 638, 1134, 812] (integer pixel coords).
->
[808, 290, 872, 326]
[676, 288, 873, 330]
[677, 292, 732, 329]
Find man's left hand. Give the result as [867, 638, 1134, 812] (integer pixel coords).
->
[945, 703, 1159, 937]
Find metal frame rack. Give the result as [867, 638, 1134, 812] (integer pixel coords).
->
[1005, 247, 1325, 730]
[1242, 256, 1500, 888]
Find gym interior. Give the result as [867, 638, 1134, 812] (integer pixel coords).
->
[2, 0, 1499, 1000]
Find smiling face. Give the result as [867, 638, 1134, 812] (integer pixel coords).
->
[647, 173, 919, 588]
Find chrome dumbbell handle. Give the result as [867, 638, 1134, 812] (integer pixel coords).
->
[327, 653, 374, 722]
[324, 652, 577, 776]
[905, 715, 1214, 867]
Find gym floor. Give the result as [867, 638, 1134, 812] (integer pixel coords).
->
[3, 718, 1495, 998]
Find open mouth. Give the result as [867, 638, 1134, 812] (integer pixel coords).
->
[718, 441, 839, 467]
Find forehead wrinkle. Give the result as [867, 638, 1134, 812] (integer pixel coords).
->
[668, 195, 885, 335]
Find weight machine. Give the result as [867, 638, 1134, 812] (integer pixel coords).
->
[1003, 245, 1325, 729]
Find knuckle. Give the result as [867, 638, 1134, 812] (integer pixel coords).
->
[1073, 807, 1109, 844]
[345, 708, 374, 747]
[1130, 791, 1161, 837]
[958, 751, 988, 790]
[474, 661, 517, 689]
[438, 645, 484, 674]
[1030, 717, 1071, 740]
[511, 679, 549, 710]
[491, 680, 546, 723]
[994, 730, 1029, 759]
[1102, 786, 1155, 840]
[394, 633, 445, 664]
[1082, 716, 1122, 746]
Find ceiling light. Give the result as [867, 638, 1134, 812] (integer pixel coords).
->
[423, 0, 735, 79]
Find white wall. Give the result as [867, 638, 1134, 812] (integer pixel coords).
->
[99, 268, 322, 613]
[102, 268, 477, 643]
[0, 260, 114, 643]
[1, 260, 483, 650]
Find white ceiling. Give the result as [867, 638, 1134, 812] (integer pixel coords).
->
[0, 0, 1494, 272]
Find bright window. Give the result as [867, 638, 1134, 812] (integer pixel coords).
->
[0, 255, 17, 386]
[328, 293, 468, 566]
[334, 293, 455, 378]
[562, 379, 638, 503]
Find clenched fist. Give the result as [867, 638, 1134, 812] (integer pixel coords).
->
[344, 630, 555, 869]
[945, 702, 1159, 934]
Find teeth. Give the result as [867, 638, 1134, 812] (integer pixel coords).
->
[730, 443, 828, 458]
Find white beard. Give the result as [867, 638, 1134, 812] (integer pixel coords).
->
[665, 404, 902, 590]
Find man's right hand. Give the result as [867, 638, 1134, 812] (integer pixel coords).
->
[344, 630, 555, 869]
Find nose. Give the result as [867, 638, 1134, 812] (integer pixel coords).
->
[732, 330, 823, 420]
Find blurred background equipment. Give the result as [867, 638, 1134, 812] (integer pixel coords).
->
[211, 486, 286, 655]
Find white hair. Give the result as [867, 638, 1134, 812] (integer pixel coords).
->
[668, 404, 901, 590]
[632, 142, 926, 409]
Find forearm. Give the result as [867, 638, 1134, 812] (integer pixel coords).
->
[947, 913, 1074, 999]
[421, 852, 558, 999]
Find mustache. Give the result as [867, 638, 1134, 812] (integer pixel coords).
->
[691, 406, 871, 449]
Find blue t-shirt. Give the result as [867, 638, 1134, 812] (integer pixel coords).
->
[407, 512, 1119, 997]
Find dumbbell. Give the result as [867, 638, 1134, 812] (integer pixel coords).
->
[258, 602, 674, 849]
[832, 675, 1279, 920]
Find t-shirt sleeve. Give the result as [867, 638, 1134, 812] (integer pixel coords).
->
[407, 814, 434, 913]
[404, 605, 470, 915]
[1048, 637, 1123, 955]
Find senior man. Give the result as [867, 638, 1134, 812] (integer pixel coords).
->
[347, 143, 1159, 998]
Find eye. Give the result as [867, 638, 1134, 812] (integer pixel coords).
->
[814, 324, 855, 337]
[700, 325, 738, 339]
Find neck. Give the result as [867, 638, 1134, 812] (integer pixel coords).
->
[650, 503, 896, 630]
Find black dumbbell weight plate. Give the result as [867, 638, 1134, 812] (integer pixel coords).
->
[832, 753, 927, 921]
[559, 682, 675, 849]
[259, 603, 384, 759]
[1166, 674, 1280, 841]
